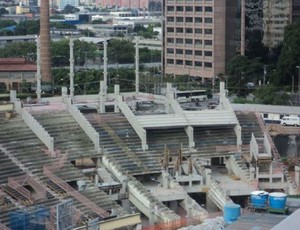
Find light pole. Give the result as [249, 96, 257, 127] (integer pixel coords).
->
[263, 65, 267, 86]
[296, 66, 300, 94]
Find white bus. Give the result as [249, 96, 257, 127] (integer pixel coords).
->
[175, 90, 207, 103]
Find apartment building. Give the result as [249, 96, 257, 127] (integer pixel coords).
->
[164, 0, 240, 81]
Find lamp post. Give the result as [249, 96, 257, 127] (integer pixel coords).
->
[296, 66, 300, 94]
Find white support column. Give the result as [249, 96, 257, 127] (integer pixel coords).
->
[205, 168, 211, 186]
[114, 84, 120, 113]
[103, 37, 108, 95]
[185, 126, 195, 149]
[250, 167, 255, 180]
[135, 36, 139, 95]
[69, 37, 75, 100]
[295, 166, 300, 186]
[99, 81, 105, 113]
[165, 83, 173, 113]
[36, 36, 41, 101]
[234, 124, 242, 146]
[10, 90, 16, 102]
[269, 162, 273, 183]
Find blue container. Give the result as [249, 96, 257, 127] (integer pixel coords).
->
[251, 191, 269, 208]
[224, 203, 241, 224]
[9, 210, 29, 230]
[269, 192, 287, 210]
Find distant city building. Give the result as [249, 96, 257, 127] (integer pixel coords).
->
[163, 0, 240, 81]
[58, 0, 79, 10]
[98, 0, 160, 9]
[262, 0, 300, 48]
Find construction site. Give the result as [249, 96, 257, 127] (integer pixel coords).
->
[0, 75, 300, 229]
[1, 0, 300, 228]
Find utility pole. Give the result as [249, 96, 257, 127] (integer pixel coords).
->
[263, 65, 267, 86]
[240, 0, 245, 55]
[69, 37, 74, 99]
[135, 36, 140, 95]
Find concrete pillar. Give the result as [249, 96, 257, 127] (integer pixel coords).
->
[250, 167, 255, 180]
[114, 84, 120, 113]
[10, 90, 16, 102]
[69, 37, 74, 99]
[269, 163, 273, 183]
[99, 80, 105, 113]
[189, 174, 192, 188]
[94, 173, 99, 185]
[295, 166, 300, 186]
[135, 36, 140, 95]
[162, 171, 169, 189]
[61, 87, 68, 103]
[103, 37, 108, 95]
[205, 168, 211, 185]
[185, 126, 195, 149]
[234, 124, 242, 146]
[170, 200, 178, 212]
[36, 36, 41, 101]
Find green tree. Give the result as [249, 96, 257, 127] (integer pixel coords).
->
[0, 19, 16, 29]
[273, 21, 300, 86]
[254, 84, 290, 105]
[226, 55, 263, 95]
[0, 41, 36, 58]
[92, 19, 106, 24]
[108, 39, 134, 64]
[15, 20, 40, 35]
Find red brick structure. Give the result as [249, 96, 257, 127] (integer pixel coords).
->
[0, 58, 36, 92]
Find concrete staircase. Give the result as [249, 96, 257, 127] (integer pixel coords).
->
[228, 154, 250, 181]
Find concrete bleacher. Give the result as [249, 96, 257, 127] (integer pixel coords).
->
[31, 110, 99, 161]
[85, 113, 162, 175]
[0, 111, 127, 227]
[235, 111, 264, 145]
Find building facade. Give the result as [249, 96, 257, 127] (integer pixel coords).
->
[262, 0, 300, 49]
[163, 0, 240, 80]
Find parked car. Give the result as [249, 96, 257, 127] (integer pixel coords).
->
[280, 116, 300, 126]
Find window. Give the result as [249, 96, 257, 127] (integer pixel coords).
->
[205, 6, 213, 12]
[167, 38, 174, 43]
[186, 17, 193, 23]
[176, 38, 184, 44]
[176, 17, 184, 23]
[195, 28, 202, 34]
[167, 27, 174, 33]
[195, 61, 202, 67]
[185, 39, 193, 44]
[185, 60, 192, 66]
[195, 39, 202, 45]
[195, 17, 202, 23]
[204, 17, 213, 23]
[204, 62, 212, 67]
[167, 6, 174, 11]
[167, 48, 174, 54]
[176, 27, 183, 33]
[195, 50, 202, 56]
[204, 40, 212, 45]
[195, 6, 202, 12]
[176, 59, 183, 65]
[185, 28, 193, 33]
[176, 6, 184, 11]
[167, 59, 174, 64]
[204, 51, 212, 56]
[176, 49, 183, 54]
[185, 50, 193, 55]
[204, 29, 213, 34]
[167, 17, 174, 22]
[186, 6, 193, 12]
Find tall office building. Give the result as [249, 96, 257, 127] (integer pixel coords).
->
[163, 0, 240, 81]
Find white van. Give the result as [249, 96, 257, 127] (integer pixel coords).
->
[280, 116, 300, 126]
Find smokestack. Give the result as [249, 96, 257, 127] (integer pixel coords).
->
[39, 0, 52, 83]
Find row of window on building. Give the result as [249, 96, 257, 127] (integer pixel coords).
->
[166, 38, 213, 46]
[167, 49, 212, 57]
[166, 27, 213, 34]
[166, 6, 213, 13]
[166, 59, 212, 68]
[167, 17, 213, 23]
